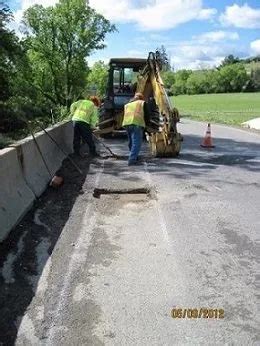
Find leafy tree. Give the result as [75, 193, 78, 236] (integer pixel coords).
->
[171, 69, 192, 95]
[87, 61, 108, 97]
[186, 70, 223, 94]
[219, 54, 240, 68]
[170, 64, 249, 95]
[161, 70, 175, 89]
[156, 45, 171, 71]
[23, 0, 115, 108]
[248, 67, 260, 91]
[218, 63, 249, 92]
[186, 71, 207, 94]
[0, 3, 21, 101]
[243, 56, 260, 64]
[0, 3, 30, 132]
[1, 0, 115, 139]
[203, 70, 222, 93]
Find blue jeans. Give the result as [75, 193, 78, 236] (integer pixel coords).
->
[125, 125, 143, 163]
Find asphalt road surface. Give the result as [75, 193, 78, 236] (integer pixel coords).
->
[0, 120, 259, 345]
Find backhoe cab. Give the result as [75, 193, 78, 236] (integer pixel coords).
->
[98, 58, 147, 133]
[97, 53, 182, 157]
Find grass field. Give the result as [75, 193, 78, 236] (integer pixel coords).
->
[172, 92, 260, 126]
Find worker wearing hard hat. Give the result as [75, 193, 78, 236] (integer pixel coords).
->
[70, 95, 100, 157]
[123, 92, 149, 165]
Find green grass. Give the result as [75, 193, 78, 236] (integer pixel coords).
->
[172, 92, 260, 126]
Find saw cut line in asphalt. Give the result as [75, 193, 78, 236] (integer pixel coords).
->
[143, 161, 172, 244]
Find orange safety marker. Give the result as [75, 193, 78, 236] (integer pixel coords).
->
[200, 123, 215, 148]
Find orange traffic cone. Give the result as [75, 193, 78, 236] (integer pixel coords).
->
[200, 123, 215, 148]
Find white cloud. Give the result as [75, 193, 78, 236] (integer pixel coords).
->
[138, 30, 239, 48]
[88, 0, 129, 22]
[9, 0, 59, 34]
[119, 40, 240, 70]
[167, 40, 248, 70]
[220, 3, 260, 29]
[250, 39, 260, 55]
[171, 52, 223, 70]
[193, 30, 239, 43]
[149, 33, 167, 41]
[13, 0, 58, 12]
[197, 8, 217, 20]
[172, 57, 223, 71]
[127, 50, 146, 58]
[89, 0, 217, 31]
[12, 0, 216, 34]
[88, 37, 248, 70]
[8, 9, 24, 36]
[87, 56, 110, 67]
[20, 0, 58, 9]
[137, 29, 247, 70]
[134, 33, 172, 48]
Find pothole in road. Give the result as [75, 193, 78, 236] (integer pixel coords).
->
[93, 187, 153, 199]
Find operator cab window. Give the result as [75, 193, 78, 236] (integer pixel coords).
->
[113, 67, 138, 95]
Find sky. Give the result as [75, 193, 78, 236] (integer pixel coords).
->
[6, 0, 260, 70]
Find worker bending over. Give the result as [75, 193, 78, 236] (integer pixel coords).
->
[70, 95, 100, 157]
[123, 92, 149, 165]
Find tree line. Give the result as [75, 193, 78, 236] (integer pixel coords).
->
[0, 0, 114, 143]
[81, 50, 260, 99]
[161, 55, 260, 96]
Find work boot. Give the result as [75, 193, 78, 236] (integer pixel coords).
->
[91, 152, 101, 158]
[128, 160, 142, 166]
[71, 151, 81, 159]
[78, 152, 88, 158]
[72, 149, 87, 158]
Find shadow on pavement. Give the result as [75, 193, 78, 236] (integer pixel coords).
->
[0, 155, 90, 345]
[146, 134, 260, 178]
[97, 134, 260, 182]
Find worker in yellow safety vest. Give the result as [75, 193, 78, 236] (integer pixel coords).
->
[70, 95, 100, 157]
[123, 92, 149, 165]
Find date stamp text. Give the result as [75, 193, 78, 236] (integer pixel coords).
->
[171, 308, 224, 319]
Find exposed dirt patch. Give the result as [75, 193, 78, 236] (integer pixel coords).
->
[93, 187, 151, 198]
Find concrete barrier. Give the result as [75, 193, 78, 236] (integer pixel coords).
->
[0, 147, 35, 242]
[15, 122, 73, 197]
[242, 118, 260, 130]
[0, 121, 73, 241]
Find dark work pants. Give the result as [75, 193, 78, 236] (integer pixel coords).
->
[73, 121, 96, 155]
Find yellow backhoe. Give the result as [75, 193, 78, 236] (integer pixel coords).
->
[96, 52, 182, 157]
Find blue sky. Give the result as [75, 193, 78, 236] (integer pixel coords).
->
[7, 0, 260, 69]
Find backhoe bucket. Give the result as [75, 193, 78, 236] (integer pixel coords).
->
[149, 132, 182, 157]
